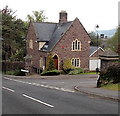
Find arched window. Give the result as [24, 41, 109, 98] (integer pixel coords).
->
[71, 58, 80, 67]
[72, 39, 81, 51]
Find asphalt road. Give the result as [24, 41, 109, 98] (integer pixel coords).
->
[2, 77, 118, 114]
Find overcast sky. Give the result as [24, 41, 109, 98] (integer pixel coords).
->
[1, 0, 119, 32]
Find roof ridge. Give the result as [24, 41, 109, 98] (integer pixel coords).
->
[33, 22, 57, 24]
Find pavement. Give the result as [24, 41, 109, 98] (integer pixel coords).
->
[4, 74, 120, 101]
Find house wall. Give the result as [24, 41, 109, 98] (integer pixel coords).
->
[25, 23, 47, 74]
[52, 18, 90, 71]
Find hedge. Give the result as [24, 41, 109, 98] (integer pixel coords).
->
[41, 69, 60, 76]
[2, 61, 25, 72]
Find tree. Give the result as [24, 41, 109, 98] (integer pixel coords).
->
[27, 10, 47, 22]
[63, 58, 74, 73]
[107, 28, 119, 53]
[89, 31, 102, 46]
[1, 5, 27, 61]
[46, 53, 55, 71]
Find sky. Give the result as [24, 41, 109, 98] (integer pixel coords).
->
[1, 0, 120, 32]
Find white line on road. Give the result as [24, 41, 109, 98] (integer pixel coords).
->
[3, 77, 75, 93]
[2, 86, 15, 92]
[22, 94, 54, 108]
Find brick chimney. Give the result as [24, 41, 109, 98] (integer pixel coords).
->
[59, 11, 67, 24]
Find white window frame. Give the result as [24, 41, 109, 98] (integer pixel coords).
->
[71, 58, 80, 67]
[72, 39, 81, 51]
[29, 40, 33, 49]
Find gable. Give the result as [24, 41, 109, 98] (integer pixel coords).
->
[90, 46, 104, 57]
[47, 21, 73, 51]
[48, 18, 91, 51]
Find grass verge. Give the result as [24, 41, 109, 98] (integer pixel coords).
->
[101, 83, 120, 91]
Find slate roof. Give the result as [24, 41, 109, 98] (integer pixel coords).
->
[90, 46, 104, 56]
[32, 21, 73, 51]
[99, 49, 119, 57]
[33, 22, 57, 42]
[47, 21, 72, 51]
[90, 46, 98, 56]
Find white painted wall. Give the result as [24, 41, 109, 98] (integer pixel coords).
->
[89, 59, 101, 71]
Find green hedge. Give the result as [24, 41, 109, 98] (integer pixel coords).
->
[2, 61, 25, 72]
[5, 69, 25, 76]
[41, 70, 60, 76]
[97, 65, 120, 87]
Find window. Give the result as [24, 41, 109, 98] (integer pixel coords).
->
[39, 42, 46, 50]
[29, 40, 33, 49]
[72, 39, 81, 51]
[71, 58, 80, 67]
[39, 57, 43, 67]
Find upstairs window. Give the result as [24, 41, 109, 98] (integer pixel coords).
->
[72, 39, 81, 51]
[39, 57, 43, 68]
[29, 40, 33, 49]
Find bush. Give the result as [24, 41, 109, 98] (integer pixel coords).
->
[5, 69, 25, 76]
[69, 68, 84, 75]
[46, 53, 55, 71]
[63, 58, 74, 74]
[41, 69, 60, 76]
[97, 65, 120, 87]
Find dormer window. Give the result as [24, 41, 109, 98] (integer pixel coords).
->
[39, 42, 46, 50]
[72, 39, 81, 51]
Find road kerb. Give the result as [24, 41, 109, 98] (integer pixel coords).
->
[74, 86, 120, 102]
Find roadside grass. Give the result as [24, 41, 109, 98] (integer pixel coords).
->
[82, 72, 98, 75]
[101, 83, 120, 91]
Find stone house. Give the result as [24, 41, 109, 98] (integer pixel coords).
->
[25, 11, 91, 74]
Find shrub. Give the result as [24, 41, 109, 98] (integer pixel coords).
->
[41, 69, 60, 76]
[63, 58, 74, 74]
[97, 65, 120, 87]
[5, 69, 25, 76]
[46, 53, 55, 71]
[69, 68, 84, 75]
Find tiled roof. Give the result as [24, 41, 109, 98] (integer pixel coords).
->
[90, 46, 104, 56]
[33, 22, 57, 42]
[33, 21, 73, 51]
[90, 46, 98, 56]
[99, 49, 119, 57]
[47, 21, 72, 51]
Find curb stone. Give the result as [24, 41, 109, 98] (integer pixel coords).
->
[74, 86, 120, 102]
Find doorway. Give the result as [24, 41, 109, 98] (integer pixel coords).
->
[53, 55, 58, 70]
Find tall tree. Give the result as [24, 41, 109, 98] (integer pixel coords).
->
[27, 10, 47, 22]
[107, 28, 119, 53]
[89, 31, 102, 46]
[1, 5, 27, 61]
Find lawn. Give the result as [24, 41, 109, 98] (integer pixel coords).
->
[101, 83, 120, 91]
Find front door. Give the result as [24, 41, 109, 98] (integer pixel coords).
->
[53, 55, 58, 70]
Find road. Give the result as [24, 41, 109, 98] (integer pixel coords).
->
[2, 77, 118, 114]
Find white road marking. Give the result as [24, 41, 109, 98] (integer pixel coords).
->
[2, 86, 15, 92]
[3, 77, 75, 93]
[23, 94, 54, 108]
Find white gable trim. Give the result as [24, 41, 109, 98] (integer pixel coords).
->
[89, 47, 104, 57]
